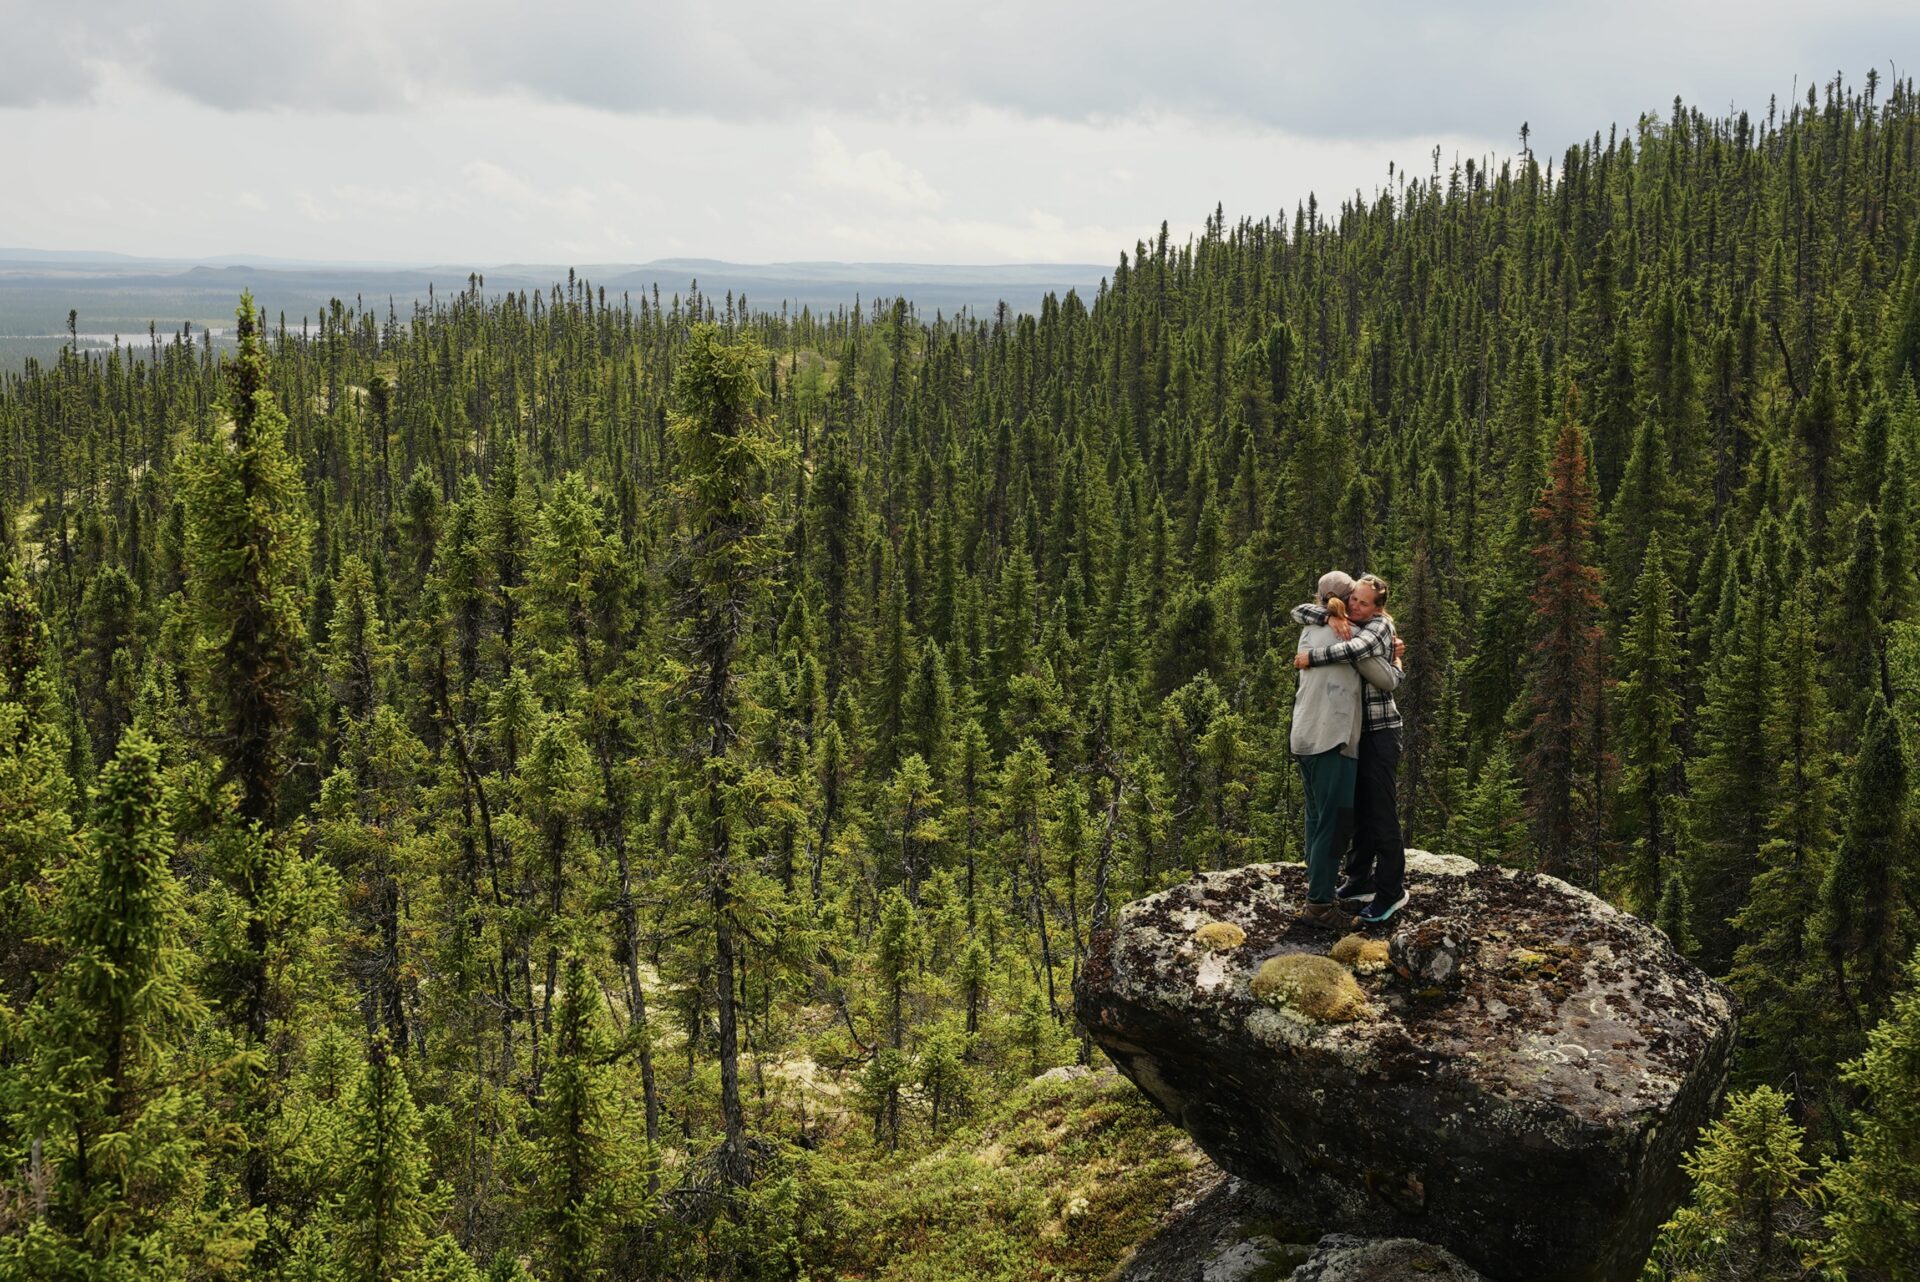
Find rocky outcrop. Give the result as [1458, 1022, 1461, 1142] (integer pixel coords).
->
[1075, 851, 1737, 1282]
[1112, 1164, 1489, 1282]
[1112, 1166, 1309, 1282]
[1289, 1234, 1490, 1282]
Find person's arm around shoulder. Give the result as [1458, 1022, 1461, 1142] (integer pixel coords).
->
[1354, 647, 1402, 692]
[1303, 620, 1388, 668]
[1352, 620, 1402, 692]
[1291, 600, 1352, 638]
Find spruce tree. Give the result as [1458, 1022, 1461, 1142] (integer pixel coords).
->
[1829, 508, 1888, 751]
[530, 955, 627, 1282]
[866, 890, 920, 1150]
[1885, 219, 1920, 390]
[1445, 741, 1529, 869]
[1613, 535, 1686, 912]
[1603, 414, 1677, 628]
[1656, 870, 1701, 956]
[74, 566, 140, 759]
[1646, 1087, 1816, 1281]
[902, 638, 953, 779]
[806, 439, 862, 696]
[1686, 565, 1780, 972]
[1878, 426, 1916, 611]
[879, 753, 942, 904]
[1821, 947, 1920, 1278]
[1791, 358, 1844, 560]
[0, 563, 74, 1008]
[1395, 528, 1454, 844]
[519, 715, 596, 1050]
[186, 291, 310, 833]
[337, 1035, 436, 1282]
[5, 728, 248, 1276]
[996, 740, 1061, 1020]
[1818, 696, 1912, 1033]
[182, 295, 311, 1215]
[1727, 585, 1837, 1098]
[667, 324, 783, 1185]
[1521, 407, 1608, 885]
[869, 563, 913, 771]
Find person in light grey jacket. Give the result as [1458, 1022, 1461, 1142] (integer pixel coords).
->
[1290, 570, 1402, 927]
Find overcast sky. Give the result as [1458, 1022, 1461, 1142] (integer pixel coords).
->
[1, 2, 1912, 266]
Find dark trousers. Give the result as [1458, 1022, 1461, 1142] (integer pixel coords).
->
[1344, 727, 1405, 901]
[1297, 749, 1357, 903]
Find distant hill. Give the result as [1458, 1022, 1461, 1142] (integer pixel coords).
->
[0, 253, 1109, 369]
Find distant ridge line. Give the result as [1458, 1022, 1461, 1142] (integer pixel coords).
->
[0, 250, 1107, 278]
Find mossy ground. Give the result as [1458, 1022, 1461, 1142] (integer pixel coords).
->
[809, 1069, 1203, 1280]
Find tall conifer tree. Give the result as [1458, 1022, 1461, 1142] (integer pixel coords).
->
[1614, 535, 1686, 912]
[1521, 406, 1608, 885]
[667, 324, 782, 1185]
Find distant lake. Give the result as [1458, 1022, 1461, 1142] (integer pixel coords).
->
[0, 329, 236, 374]
[1, 330, 230, 343]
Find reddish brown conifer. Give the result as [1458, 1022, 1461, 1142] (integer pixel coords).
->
[1523, 394, 1610, 884]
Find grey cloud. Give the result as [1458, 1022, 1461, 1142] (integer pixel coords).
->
[6, 0, 1916, 146]
[0, 5, 98, 106]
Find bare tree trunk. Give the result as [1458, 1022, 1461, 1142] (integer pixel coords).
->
[712, 850, 748, 1181]
[1092, 777, 1122, 933]
[612, 835, 660, 1187]
[1029, 832, 1060, 1019]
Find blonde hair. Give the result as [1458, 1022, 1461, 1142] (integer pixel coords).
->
[1355, 573, 1393, 627]
[1324, 595, 1349, 623]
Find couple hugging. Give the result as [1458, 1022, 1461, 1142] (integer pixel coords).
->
[1289, 569, 1409, 931]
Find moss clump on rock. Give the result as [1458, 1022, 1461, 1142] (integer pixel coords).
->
[1192, 921, 1248, 952]
[1329, 933, 1391, 974]
[1249, 954, 1368, 1023]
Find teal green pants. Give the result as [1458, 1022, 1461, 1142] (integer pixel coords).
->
[1297, 749, 1358, 903]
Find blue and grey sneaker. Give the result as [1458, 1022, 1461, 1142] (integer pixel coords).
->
[1356, 888, 1409, 926]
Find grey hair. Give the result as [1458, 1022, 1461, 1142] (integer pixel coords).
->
[1315, 569, 1355, 605]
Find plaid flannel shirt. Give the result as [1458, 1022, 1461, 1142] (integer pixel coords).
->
[1289, 602, 1404, 733]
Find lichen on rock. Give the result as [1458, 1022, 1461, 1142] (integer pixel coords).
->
[1388, 916, 1472, 988]
[1249, 953, 1368, 1023]
[1192, 921, 1248, 952]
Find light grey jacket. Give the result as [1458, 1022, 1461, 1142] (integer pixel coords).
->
[1290, 620, 1365, 759]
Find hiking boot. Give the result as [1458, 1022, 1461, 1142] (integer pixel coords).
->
[1298, 900, 1354, 930]
[1355, 888, 1410, 927]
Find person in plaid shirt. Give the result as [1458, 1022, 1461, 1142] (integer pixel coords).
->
[1292, 573, 1409, 925]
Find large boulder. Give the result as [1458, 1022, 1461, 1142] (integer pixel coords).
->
[1074, 851, 1736, 1282]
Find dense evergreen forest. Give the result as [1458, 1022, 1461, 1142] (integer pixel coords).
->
[3, 73, 1919, 1280]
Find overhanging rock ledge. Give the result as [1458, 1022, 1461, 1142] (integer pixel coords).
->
[1074, 850, 1737, 1282]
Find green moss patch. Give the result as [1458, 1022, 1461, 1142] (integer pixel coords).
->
[1250, 954, 1369, 1023]
[1193, 920, 1248, 952]
[1329, 933, 1391, 973]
